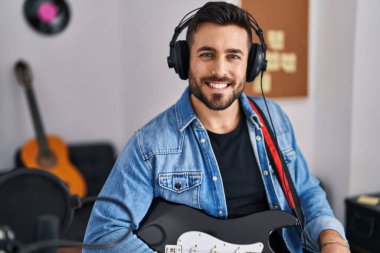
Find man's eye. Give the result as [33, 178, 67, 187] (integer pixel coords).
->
[227, 54, 241, 60]
[200, 52, 214, 58]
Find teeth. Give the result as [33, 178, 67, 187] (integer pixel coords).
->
[207, 82, 228, 89]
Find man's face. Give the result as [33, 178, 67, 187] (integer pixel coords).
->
[188, 22, 249, 111]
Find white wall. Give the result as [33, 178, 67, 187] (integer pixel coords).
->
[312, 0, 380, 222]
[349, 0, 380, 195]
[1, 0, 378, 225]
[313, 0, 357, 221]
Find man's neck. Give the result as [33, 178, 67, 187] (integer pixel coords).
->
[190, 94, 242, 134]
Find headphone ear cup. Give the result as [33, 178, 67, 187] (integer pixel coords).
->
[173, 40, 189, 80]
[246, 43, 264, 82]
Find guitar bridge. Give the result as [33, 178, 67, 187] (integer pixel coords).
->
[165, 245, 182, 253]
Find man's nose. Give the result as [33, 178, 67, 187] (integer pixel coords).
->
[211, 57, 228, 77]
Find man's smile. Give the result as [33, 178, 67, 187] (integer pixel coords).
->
[204, 81, 231, 90]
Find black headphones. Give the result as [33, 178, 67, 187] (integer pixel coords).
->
[167, 7, 268, 82]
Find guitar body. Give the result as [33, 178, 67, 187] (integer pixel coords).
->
[137, 199, 299, 253]
[21, 135, 87, 197]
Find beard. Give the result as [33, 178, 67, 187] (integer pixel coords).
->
[188, 72, 245, 111]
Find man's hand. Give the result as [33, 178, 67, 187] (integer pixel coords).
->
[319, 229, 350, 253]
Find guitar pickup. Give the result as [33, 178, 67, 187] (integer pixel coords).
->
[165, 245, 182, 253]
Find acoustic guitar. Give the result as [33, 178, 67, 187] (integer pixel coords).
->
[137, 199, 299, 253]
[14, 60, 87, 197]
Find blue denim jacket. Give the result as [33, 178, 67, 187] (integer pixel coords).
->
[84, 88, 346, 253]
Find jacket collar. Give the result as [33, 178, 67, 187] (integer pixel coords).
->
[175, 88, 198, 132]
[240, 91, 263, 128]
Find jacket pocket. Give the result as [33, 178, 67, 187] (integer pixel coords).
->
[158, 172, 202, 208]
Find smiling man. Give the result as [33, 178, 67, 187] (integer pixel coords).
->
[84, 2, 349, 253]
[189, 23, 248, 134]
[189, 23, 248, 112]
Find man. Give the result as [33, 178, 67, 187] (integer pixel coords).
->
[84, 2, 349, 252]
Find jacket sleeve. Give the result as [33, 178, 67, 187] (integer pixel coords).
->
[83, 132, 156, 253]
[274, 102, 347, 252]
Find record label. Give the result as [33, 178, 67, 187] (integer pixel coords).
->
[24, 0, 70, 35]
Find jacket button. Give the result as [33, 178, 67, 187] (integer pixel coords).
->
[256, 135, 262, 141]
[175, 183, 181, 190]
[200, 138, 206, 143]
[263, 170, 269, 176]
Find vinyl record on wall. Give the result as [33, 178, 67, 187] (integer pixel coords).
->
[23, 0, 70, 35]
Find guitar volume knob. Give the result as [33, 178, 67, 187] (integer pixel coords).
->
[191, 245, 199, 253]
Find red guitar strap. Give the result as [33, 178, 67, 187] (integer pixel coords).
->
[248, 98, 305, 227]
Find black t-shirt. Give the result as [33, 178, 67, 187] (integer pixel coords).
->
[207, 114, 269, 217]
[207, 113, 289, 252]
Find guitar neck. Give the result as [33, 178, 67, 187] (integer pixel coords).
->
[24, 87, 51, 156]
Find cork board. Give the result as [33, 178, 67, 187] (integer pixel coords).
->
[242, 0, 309, 98]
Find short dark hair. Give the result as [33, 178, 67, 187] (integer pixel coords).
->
[185, 1, 253, 46]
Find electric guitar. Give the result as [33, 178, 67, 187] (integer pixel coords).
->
[137, 199, 299, 253]
[14, 60, 87, 197]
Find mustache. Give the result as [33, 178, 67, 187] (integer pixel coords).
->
[201, 76, 235, 84]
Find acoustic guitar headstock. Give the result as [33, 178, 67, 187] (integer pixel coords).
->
[14, 60, 33, 89]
